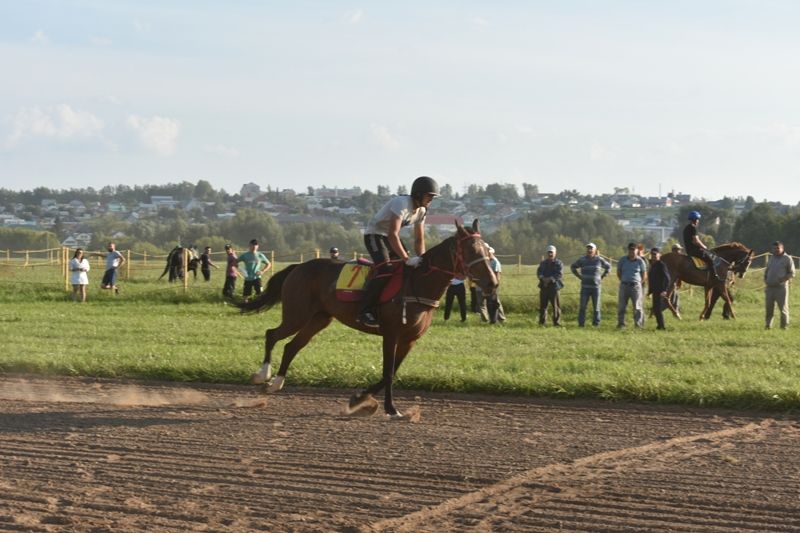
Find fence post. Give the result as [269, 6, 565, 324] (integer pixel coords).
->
[270, 250, 275, 277]
[183, 248, 189, 292]
[24, 250, 29, 266]
[143, 251, 147, 267]
[300, 253, 304, 263]
[63, 247, 69, 292]
[315, 248, 320, 259]
[518, 255, 522, 275]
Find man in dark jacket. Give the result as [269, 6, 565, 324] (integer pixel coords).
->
[648, 247, 671, 330]
[536, 245, 563, 326]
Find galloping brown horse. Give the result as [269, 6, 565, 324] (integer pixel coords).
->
[661, 242, 754, 320]
[238, 220, 498, 418]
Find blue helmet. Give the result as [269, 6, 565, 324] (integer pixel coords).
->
[688, 210, 702, 221]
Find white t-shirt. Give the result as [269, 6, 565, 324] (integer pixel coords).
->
[365, 196, 426, 236]
[70, 258, 90, 285]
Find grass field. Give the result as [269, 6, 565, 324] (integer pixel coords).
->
[1, 258, 799, 411]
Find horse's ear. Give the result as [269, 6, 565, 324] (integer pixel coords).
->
[455, 219, 465, 233]
[472, 219, 479, 233]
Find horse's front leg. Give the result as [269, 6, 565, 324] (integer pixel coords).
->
[348, 337, 414, 418]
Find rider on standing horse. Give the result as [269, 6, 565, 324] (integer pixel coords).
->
[682, 210, 722, 281]
[357, 176, 439, 327]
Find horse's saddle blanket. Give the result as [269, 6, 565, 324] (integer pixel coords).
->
[690, 256, 709, 270]
[335, 259, 404, 303]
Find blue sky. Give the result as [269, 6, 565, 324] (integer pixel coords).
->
[2, 1, 800, 203]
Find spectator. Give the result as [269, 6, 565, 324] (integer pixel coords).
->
[648, 247, 671, 330]
[670, 243, 684, 313]
[443, 278, 467, 322]
[329, 246, 340, 260]
[536, 244, 563, 326]
[98, 242, 124, 295]
[571, 243, 611, 327]
[485, 247, 505, 324]
[200, 246, 219, 282]
[468, 278, 478, 313]
[764, 241, 796, 330]
[69, 248, 90, 303]
[222, 244, 239, 298]
[238, 239, 272, 301]
[617, 242, 648, 329]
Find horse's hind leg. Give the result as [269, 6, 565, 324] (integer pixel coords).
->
[250, 315, 309, 384]
[266, 313, 333, 393]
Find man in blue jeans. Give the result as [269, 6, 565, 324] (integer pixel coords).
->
[570, 243, 611, 326]
[617, 242, 648, 328]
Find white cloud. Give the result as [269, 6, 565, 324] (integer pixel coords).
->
[370, 124, 400, 150]
[590, 142, 616, 162]
[345, 9, 364, 25]
[30, 30, 49, 45]
[203, 144, 240, 158]
[132, 19, 151, 33]
[6, 104, 104, 147]
[88, 35, 112, 47]
[127, 115, 180, 155]
[472, 17, 489, 28]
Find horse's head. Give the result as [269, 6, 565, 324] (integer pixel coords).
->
[454, 219, 498, 294]
[715, 243, 754, 279]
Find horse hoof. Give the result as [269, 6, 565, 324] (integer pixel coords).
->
[387, 411, 405, 420]
[250, 373, 265, 385]
[266, 376, 285, 393]
[345, 394, 378, 416]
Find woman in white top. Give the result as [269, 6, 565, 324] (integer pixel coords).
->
[69, 248, 91, 302]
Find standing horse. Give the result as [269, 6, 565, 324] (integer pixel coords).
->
[238, 220, 498, 418]
[661, 243, 754, 320]
[159, 247, 200, 282]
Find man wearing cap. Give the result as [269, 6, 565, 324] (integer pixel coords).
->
[329, 247, 340, 260]
[617, 242, 648, 328]
[571, 243, 611, 327]
[222, 244, 239, 298]
[487, 247, 505, 323]
[648, 247, 671, 330]
[764, 241, 795, 329]
[237, 239, 271, 301]
[537, 245, 563, 326]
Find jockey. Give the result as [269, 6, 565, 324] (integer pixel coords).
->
[682, 210, 722, 281]
[357, 176, 439, 326]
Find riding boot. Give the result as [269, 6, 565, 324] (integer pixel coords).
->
[358, 276, 390, 327]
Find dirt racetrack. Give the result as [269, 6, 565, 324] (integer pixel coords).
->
[1, 375, 799, 532]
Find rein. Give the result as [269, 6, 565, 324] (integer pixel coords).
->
[424, 232, 487, 280]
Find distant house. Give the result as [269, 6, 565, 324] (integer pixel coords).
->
[314, 186, 362, 199]
[107, 202, 127, 213]
[425, 214, 464, 233]
[240, 183, 262, 202]
[150, 196, 180, 208]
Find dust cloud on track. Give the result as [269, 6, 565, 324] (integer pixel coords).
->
[1, 375, 798, 532]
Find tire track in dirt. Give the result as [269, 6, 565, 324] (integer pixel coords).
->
[2, 375, 799, 532]
[369, 419, 800, 532]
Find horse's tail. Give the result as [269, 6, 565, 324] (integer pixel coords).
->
[237, 264, 299, 313]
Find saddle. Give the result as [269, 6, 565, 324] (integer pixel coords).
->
[334, 259, 404, 303]
[690, 256, 708, 270]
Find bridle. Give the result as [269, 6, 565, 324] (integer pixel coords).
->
[425, 232, 490, 280]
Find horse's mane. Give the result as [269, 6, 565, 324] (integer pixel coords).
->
[713, 242, 751, 253]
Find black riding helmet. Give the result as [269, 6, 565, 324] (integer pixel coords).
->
[410, 176, 439, 197]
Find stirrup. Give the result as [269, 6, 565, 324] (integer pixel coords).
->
[357, 311, 379, 327]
